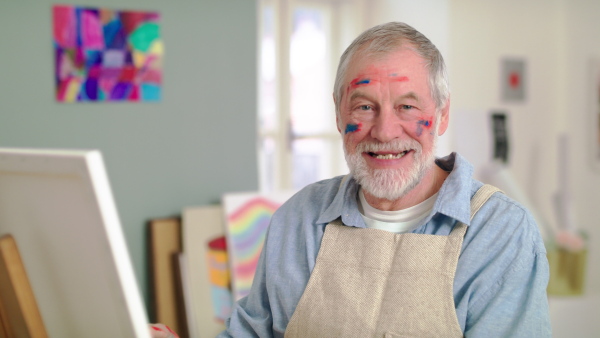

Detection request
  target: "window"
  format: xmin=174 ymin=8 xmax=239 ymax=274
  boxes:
xmin=258 ymin=0 xmax=366 ymax=192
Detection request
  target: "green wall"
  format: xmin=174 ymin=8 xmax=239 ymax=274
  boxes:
xmin=0 ymin=0 xmax=258 ymax=311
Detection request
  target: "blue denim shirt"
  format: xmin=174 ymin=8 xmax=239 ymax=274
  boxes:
xmin=219 ymin=153 xmax=551 ymax=337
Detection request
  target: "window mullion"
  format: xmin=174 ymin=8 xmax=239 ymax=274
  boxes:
xmin=276 ymin=0 xmax=293 ymax=191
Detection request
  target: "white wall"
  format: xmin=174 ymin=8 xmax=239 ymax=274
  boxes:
xmin=551 ymin=0 xmax=600 ymax=335
xmin=449 ymin=0 xmax=599 ymax=336
xmin=449 ymin=0 xmax=564 ymax=225
xmin=562 ymin=0 xmax=600 ymax=294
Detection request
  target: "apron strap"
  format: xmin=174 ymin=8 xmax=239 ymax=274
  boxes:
xmin=449 ymin=184 xmax=502 ymax=239
xmin=470 ymin=184 xmax=503 ymax=221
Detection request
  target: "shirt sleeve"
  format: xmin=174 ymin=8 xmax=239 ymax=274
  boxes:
xmin=464 ymin=230 xmax=552 ymax=337
xmin=217 ymin=245 xmax=274 ymax=338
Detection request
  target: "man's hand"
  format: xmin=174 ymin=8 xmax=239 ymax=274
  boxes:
xmin=149 ymin=324 xmax=179 ymax=338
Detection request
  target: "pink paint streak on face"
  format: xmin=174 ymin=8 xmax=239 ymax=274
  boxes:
xmin=350 ymin=78 xmax=372 ymax=87
xmin=347 ymin=77 xmax=374 ymax=96
xmin=389 ymin=73 xmax=410 ymax=82
xmin=346 ymin=73 xmax=410 ymax=97
xmin=345 ymin=65 xmax=383 ymax=95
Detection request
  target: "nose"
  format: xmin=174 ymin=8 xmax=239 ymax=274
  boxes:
xmin=370 ymin=106 xmax=404 ymax=143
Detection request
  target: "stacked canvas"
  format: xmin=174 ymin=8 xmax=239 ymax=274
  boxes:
xmin=179 ymin=190 xmax=294 ymax=337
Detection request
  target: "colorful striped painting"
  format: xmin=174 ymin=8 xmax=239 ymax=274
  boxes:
xmin=222 ymin=191 xmax=295 ymax=301
xmin=53 ymin=5 xmax=162 ymax=102
xmin=206 ymin=236 xmax=232 ymax=322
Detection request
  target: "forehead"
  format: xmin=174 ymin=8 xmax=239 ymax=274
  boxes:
xmin=345 ymin=47 xmax=428 ymax=82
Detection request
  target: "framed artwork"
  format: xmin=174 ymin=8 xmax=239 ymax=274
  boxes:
xmin=52 ymin=5 xmax=162 ymax=102
xmin=500 ymin=57 xmax=526 ymax=103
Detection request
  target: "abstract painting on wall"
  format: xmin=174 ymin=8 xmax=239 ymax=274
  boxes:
xmin=500 ymin=57 xmax=526 ymax=103
xmin=222 ymin=191 xmax=295 ymax=301
xmin=53 ymin=5 xmax=162 ymax=102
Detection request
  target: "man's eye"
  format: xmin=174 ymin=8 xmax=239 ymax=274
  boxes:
xmin=359 ymin=105 xmax=372 ymax=111
xmin=401 ymin=105 xmax=414 ymax=110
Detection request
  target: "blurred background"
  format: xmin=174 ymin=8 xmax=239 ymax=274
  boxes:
xmin=1 ymin=0 xmax=598 ymax=336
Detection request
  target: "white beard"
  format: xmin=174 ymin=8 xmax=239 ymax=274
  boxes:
xmin=344 ymin=127 xmax=438 ymax=201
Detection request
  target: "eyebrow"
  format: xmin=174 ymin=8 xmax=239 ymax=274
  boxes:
xmin=348 ymin=91 xmax=374 ymax=102
xmin=348 ymin=91 xmax=421 ymax=103
xmin=398 ymin=92 xmax=420 ymax=102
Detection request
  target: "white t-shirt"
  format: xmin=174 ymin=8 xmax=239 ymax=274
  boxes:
xmin=358 ymin=188 xmax=437 ymax=234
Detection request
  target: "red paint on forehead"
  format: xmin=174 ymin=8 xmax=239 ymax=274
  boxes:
xmin=347 ymin=76 xmax=376 ymax=95
xmin=349 ymin=77 xmax=375 ymax=88
xmin=345 ymin=67 xmax=409 ymax=96
xmin=390 ymin=75 xmax=409 ymax=82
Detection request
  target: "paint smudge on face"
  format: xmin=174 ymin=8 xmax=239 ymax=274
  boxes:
xmin=346 ymin=78 xmax=372 ymax=95
xmin=345 ymin=123 xmax=362 ymax=134
xmin=416 ymin=119 xmax=433 ymax=136
xmin=390 ymin=75 xmax=409 ymax=82
xmin=349 ymin=78 xmax=371 ymax=89
xmin=389 ymin=73 xmax=409 ymax=82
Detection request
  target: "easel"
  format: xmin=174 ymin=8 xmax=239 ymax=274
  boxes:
xmin=0 ymin=234 xmax=47 ymax=338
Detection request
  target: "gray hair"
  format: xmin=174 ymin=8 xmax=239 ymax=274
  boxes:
xmin=333 ymin=22 xmax=449 ymax=118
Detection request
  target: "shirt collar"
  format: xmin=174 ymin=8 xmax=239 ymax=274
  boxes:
xmin=316 ymin=175 xmax=366 ymax=227
xmin=432 ymin=152 xmax=473 ymax=225
xmin=316 ymin=152 xmax=474 ymax=227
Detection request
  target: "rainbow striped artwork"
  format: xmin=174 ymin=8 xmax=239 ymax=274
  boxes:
xmin=52 ymin=5 xmax=162 ymax=102
xmin=223 ymin=191 xmax=295 ymax=301
xmin=206 ymin=236 xmax=232 ymax=322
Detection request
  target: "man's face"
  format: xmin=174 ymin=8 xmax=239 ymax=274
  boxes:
xmin=337 ymin=47 xmax=449 ymax=201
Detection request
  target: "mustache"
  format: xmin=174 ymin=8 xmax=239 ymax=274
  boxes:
xmin=354 ymin=139 xmax=421 ymax=153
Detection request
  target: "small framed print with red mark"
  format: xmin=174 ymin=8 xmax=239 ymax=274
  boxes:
xmin=501 ymin=57 xmax=526 ymax=103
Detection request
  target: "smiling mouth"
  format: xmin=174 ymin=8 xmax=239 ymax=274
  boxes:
xmin=367 ymin=150 xmax=410 ymax=159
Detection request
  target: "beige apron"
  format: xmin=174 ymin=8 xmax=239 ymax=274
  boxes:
xmin=285 ymin=184 xmax=501 ymax=338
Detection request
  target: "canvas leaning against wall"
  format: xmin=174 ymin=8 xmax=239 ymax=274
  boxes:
xmin=222 ymin=191 xmax=296 ymax=302
xmin=53 ymin=5 xmax=163 ymax=102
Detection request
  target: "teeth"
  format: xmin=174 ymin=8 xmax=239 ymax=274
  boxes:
xmin=373 ymin=151 xmax=407 ymax=159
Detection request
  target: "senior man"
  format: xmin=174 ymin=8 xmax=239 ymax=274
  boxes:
xmin=219 ymin=22 xmax=551 ymax=337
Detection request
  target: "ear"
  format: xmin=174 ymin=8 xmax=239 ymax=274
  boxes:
xmin=437 ymin=98 xmax=451 ymax=136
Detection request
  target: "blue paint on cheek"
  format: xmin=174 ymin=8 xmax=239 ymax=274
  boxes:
xmin=416 ymin=125 xmax=423 ymax=136
xmin=416 ymin=120 xmax=432 ymax=136
xmin=345 ymin=123 xmax=361 ymax=134
xmin=354 ymin=79 xmax=370 ymax=85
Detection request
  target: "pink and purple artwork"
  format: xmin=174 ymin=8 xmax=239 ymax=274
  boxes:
xmin=53 ymin=5 xmax=162 ymax=102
